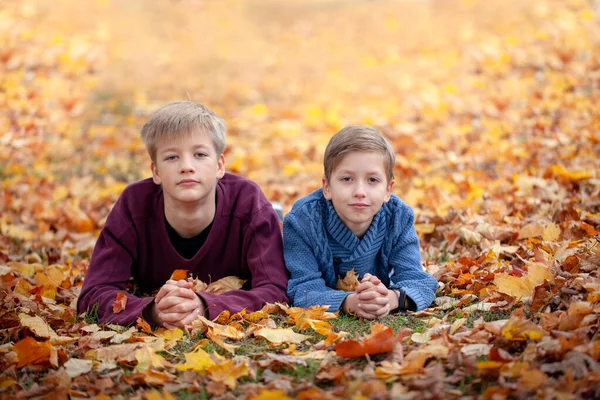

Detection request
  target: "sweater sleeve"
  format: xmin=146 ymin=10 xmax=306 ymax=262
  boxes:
xmin=76 ymin=203 xmax=154 ymax=326
xmin=388 ymin=206 xmax=438 ymax=311
xmin=197 ymin=204 xmax=289 ymax=320
xmin=283 ymin=211 xmax=350 ymax=312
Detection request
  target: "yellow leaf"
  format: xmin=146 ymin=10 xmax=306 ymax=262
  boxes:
xmin=249 ymin=390 xmax=293 ymax=400
xmin=135 ymin=346 xmax=166 ymax=372
xmin=286 ymin=305 xmax=337 ymax=329
xmin=208 ymin=359 xmax=250 ymax=389
xmin=542 ymin=222 xmax=561 ymax=242
xmin=517 ymin=223 xmax=544 ymax=239
xmin=415 ymin=223 xmax=436 ymax=234
xmin=255 ymin=328 xmax=311 ymax=345
xmin=501 ymin=317 xmax=546 ymax=341
xmin=144 ymin=389 xmax=176 ymax=400
xmin=155 ymin=328 xmax=184 ymax=342
xmin=175 ymin=348 xmax=216 ymax=373
xmin=307 ymin=320 xmax=348 ymax=345
xmin=18 ymin=313 xmax=76 ymax=345
xmin=493 ymin=264 xmax=552 ymax=298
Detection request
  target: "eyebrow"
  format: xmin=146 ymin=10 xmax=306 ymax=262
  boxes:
xmin=160 ymin=144 xmax=210 ymax=155
xmin=337 ymin=169 xmax=384 ymax=175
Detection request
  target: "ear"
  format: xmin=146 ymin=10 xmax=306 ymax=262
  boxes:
xmin=216 ymin=154 xmax=225 ymax=179
xmin=151 ymin=161 xmax=161 ymax=185
xmin=322 ymin=176 xmax=332 ymax=200
xmin=383 ymin=179 xmax=395 ymax=203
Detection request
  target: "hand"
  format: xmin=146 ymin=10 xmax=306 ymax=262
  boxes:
xmin=355 ymin=274 xmax=393 ymax=319
xmin=152 ymin=280 xmax=206 ymax=329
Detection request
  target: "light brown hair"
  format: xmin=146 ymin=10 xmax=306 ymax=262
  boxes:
xmin=323 ymin=125 xmax=395 ymax=182
xmin=140 ymin=101 xmax=226 ymax=162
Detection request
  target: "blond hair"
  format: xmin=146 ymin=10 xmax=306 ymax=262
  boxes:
xmin=140 ymin=101 xmax=226 ymax=161
xmin=324 ymin=125 xmax=395 ymax=182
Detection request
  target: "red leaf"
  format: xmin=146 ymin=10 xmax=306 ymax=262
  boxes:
xmin=112 ymin=292 xmax=127 ymax=314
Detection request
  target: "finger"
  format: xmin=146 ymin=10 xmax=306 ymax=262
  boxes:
xmin=157 ymin=297 xmax=200 ymax=314
xmin=175 ymin=280 xmax=193 ymax=289
xmin=155 ymin=283 xmax=179 ymax=303
xmin=163 ymin=287 xmax=198 ymax=301
xmin=356 ymin=281 xmax=375 ymax=293
xmin=361 ymin=273 xmax=373 ymax=282
xmin=158 ymin=310 xmax=191 ymax=323
xmin=372 ymin=304 xmax=391 ymax=317
xmin=357 ymin=291 xmax=382 ymax=301
xmin=358 ymin=302 xmax=388 ymax=313
xmin=368 ymin=275 xmax=382 ymax=285
xmin=375 ymin=284 xmax=389 ymax=296
xmin=180 ymin=309 xmax=201 ymax=327
xmin=163 ymin=322 xmax=179 ymax=330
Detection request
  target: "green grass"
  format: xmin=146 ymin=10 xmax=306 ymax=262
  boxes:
xmin=280 ymin=360 xmax=321 ymax=380
xmin=82 ymin=302 xmax=100 ymax=324
xmin=465 ymin=309 xmax=513 ymax=328
xmin=329 ymin=312 xmax=431 ymax=335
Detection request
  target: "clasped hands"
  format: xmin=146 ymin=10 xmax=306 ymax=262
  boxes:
xmin=149 ymin=280 xmax=206 ymax=330
xmin=342 ymin=273 xmax=399 ymax=320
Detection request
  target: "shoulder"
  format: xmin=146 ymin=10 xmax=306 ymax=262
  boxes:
xmin=114 ymin=178 xmax=161 ymax=218
xmin=287 ymin=189 xmax=327 ymax=221
xmin=217 ymin=173 xmax=270 ymax=220
xmin=380 ymin=194 xmax=416 ymax=227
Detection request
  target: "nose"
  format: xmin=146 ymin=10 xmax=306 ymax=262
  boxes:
xmin=353 ymin=182 xmax=366 ymax=198
xmin=179 ymin=155 xmax=195 ymax=174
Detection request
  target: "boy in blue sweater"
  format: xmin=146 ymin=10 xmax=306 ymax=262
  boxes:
xmin=283 ymin=126 xmax=437 ymax=319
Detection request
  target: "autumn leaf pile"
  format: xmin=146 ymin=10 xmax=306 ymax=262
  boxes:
xmin=1 ymin=0 xmax=600 ymax=398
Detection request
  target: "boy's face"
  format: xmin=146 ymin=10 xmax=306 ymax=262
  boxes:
xmin=322 ymin=151 xmax=394 ymax=238
xmin=151 ymin=130 xmax=225 ymax=206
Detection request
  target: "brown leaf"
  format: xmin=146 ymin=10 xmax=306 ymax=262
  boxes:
xmin=205 ymin=276 xmax=247 ymax=294
xmin=137 ymin=317 xmax=152 ymax=334
xmin=113 ymin=292 xmax=128 ymax=313
xmin=336 ymin=268 xmax=359 ymax=292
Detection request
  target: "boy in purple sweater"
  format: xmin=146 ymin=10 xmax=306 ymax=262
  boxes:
xmin=77 ymin=101 xmax=289 ymax=329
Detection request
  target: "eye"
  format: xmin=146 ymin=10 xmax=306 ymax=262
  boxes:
xmin=340 ymin=177 xmax=352 ymax=182
xmin=195 ymin=152 xmax=208 ymax=158
xmin=165 ymin=155 xmax=178 ymax=161
xmin=368 ymin=177 xmax=380 ymax=183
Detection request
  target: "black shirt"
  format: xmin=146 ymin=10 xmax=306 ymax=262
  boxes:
xmin=165 ymin=218 xmax=213 ymax=260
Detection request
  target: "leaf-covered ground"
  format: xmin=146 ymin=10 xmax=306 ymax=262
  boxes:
xmin=1 ymin=0 xmax=600 ymax=398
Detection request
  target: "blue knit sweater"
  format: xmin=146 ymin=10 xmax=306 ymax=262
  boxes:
xmin=283 ymin=189 xmax=437 ymax=312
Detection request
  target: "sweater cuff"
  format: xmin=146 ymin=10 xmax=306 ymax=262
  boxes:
xmin=322 ymin=291 xmax=352 ymax=313
xmin=402 ymin=286 xmax=432 ymax=312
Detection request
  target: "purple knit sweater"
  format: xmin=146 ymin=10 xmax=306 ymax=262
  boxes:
xmin=77 ymin=173 xmax=289 ymax=325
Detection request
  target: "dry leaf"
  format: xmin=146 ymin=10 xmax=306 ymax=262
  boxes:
xmin=336 ymin=268 xmax=359 ymax=292
xmin=205 ymin=276 xmax=247 ymax=294
xmin=112 ymin=292 xmax=128 ymax=314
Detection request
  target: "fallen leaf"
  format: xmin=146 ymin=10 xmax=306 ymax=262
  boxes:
xmin=336 ymin=268 xmax=359 ymax=292
xmin=494 ymin=263 xmax=552 ymax=298
xmin=208 ymin=359 xmax=250 ymax=389
xmin=169 ymin=269 xmax=188 ymax=281
xmin=205 ymin=276 xmax=247 ymax=294
xmin=255 ymin=328 xmax=312 ymax=345
xmin=335 ymin=324 xmax=395 ymax=358
xmin=64 ymin=358 xmax=93 ymax=378
xmin=112 ymin=292 xmax=127 ymax=313
xmin=542 ymin=222 xmax=561 ymax=242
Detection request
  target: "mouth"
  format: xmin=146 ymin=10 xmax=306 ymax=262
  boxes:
xmin=178 ymin=179 xmax=199 ymax=185
xmin=349 ymin=203 xmax=369 ymax=209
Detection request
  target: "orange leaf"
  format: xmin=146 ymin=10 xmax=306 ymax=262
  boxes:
xmin=113 ymin=292 xmax=128 ymax=314
xmin=137 ymin=317 xmax=152 ymax=333
xmin=286 ymin=305 xmax=337 ymax=329
xmin=170 ymin=270 xmax=189 ymax=281
xmin=336 ymin=268 xmax=359 ymax=292
xmin=335 ymin=324 xmax=394 ymax=358
xmin=13 ymin=337 xmax=53 ymax=368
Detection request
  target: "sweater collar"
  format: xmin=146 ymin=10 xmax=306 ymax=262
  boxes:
xmin=325 ymin=199 xmax=385 ymax=255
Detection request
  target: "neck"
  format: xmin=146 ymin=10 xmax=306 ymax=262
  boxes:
xmin=163 ymin=193 xmax=216 ymax=238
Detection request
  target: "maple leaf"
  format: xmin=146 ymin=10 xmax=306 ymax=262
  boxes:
xmin=336 ymin=268 xmax=359 ymax=292
xmin=493 ymin=263 xmax=552 ymax=298
xmin=137 ymin=317 xmax=152 ymax=334
xmin=112 ymin=291 xmax=127 ymax=313
xmin=207 ymin=359 xmax=250 ymax=389
xmin=501 ymin=313 xmax=547 ymax=341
